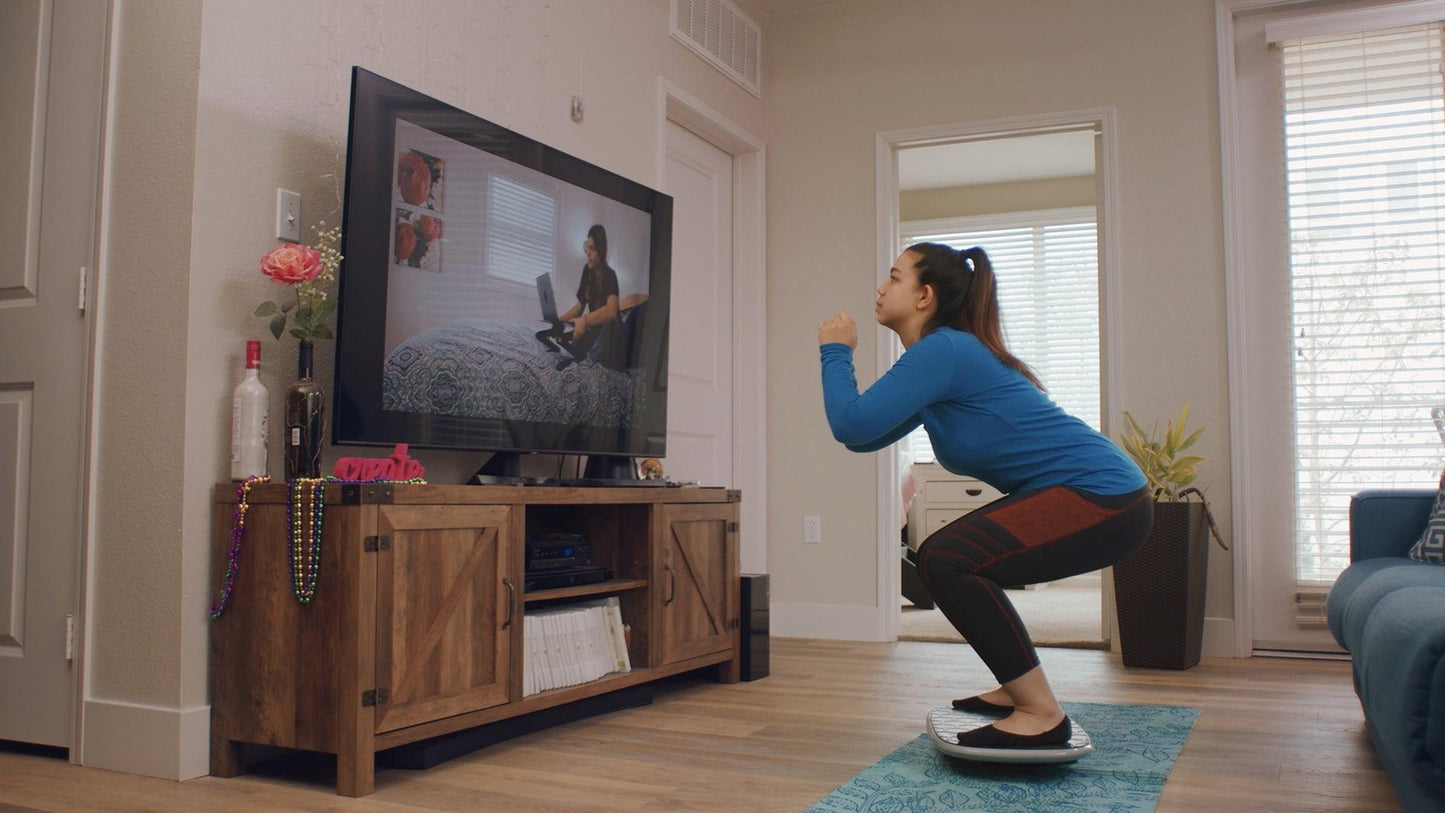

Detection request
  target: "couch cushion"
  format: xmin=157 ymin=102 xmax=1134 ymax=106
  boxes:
xmin=1328 ymin=558 xmax=1416 ymax=648
xmin=1338 ymin=561 xmax=1445 ymax=653
xmin=1356 ymin=586 xmax=1445 ymax=789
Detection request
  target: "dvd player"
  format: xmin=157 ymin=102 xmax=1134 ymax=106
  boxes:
xmin=524 ymin=565 xmax=612 ymax=592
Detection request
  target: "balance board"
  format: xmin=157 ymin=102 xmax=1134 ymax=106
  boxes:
xmin=926 ymin=707 xmax=1093 ymax=764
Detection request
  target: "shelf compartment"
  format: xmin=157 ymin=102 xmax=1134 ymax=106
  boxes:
xmin=523 ymin=577 xmax=648 ymax=603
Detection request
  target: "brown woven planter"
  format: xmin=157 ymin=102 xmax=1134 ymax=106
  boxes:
xmin=1114 ymin=501 xmax=1209 ymax=669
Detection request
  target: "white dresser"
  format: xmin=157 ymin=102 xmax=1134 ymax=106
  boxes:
xmin=905 ymin=463 xmax=1003 ymax=550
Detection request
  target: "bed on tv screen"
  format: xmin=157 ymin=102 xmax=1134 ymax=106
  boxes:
xmin=332 ymin=68 xmax=671 ymax=461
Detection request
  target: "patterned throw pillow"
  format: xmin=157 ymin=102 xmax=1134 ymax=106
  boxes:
xmin=1408 ymin=471 xmax=1445 ymax=564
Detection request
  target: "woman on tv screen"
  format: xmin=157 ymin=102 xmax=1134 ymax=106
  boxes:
xmin=556 ymin=224 xmax=623 ymax=371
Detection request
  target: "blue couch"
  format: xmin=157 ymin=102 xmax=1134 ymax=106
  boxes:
xmin=1326 ymin=489 xmax=1445 ymax=813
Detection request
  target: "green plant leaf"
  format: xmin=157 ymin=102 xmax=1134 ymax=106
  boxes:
xmin=1119 ymin=404 xmax=1209 ymax=500
xmin=1117 ymin=434 xmax=1141 ymax=460
xmin=295 ymin=306 xmax=313 ymax=324
xmin=1166 ymin=405 xmax=1191 ymax=455
xmin=311 ymin=323 xmax=333 ymax=339
xmin=254 ymin=301 xmax=278 ymax=317
xmin=289 ymin=327 xmax=308 ymax=340
xmin=1122 ymin=410 xmax=1147 ymax=440
xmin=281 ymin=301 xmax=295 ymax=313
xmin=269 ymin=314 xmax=286 ymax=340
xmin=314 ymin=299 xmax=337 ymax=320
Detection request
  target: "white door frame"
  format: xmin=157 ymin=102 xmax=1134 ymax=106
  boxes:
xmin=73 ymin=0 xmax=117 ymax=761
xmin=656 ymin=80 xmax=767 ymax=574
xmin=873 ymin=108 xmax=1124 ymax=642
xmin=1214 ymin=0 xmax=1383 ymax=657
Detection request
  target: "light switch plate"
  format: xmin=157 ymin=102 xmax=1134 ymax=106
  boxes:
xmin=276 ymin=189 xmax=301 ymax=242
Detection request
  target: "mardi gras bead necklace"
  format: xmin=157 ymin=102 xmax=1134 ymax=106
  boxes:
xmin=210 ymin=474 xmax=270 ymax=619
xmin=287 ymin=475 xmax=427 ymax=603
xmin=288 ymin=477 xmax=327 ymax=603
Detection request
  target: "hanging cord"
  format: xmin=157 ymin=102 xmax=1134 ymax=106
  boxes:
xmin=1178 ymin=486 xmax=1229 ymax=550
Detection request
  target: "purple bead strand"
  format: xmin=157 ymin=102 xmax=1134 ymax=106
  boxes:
xmin=209 ymin=475 xmax=269 ymax=619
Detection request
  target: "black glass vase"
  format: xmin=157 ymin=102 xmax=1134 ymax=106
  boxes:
xmin=284 ymin=340 xmax=325 ymax=480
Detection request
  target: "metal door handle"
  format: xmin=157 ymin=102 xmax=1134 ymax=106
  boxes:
xmin=502 ymin=578 xmax=515 ymax=630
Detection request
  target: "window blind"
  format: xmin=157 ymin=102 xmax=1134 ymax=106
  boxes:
xmin=900 ymin=208 xmax=1100 ymax=464
xmin=1280 ymin=23 xmax=1445 ymax=619
xmin=487 ymin=175 xmax=558 ymax=286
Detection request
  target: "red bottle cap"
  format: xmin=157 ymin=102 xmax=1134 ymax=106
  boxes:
xmin=246 ymin=340 xmax=261 ymax=369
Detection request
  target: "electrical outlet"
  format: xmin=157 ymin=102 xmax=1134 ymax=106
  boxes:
xmin=276 ymin=188 xmax=301 ymax=242
xmin=803 ymin=515 xmax=822 ymax=544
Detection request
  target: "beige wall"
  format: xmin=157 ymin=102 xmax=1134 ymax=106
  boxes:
xmin=764 ymin=0 xmax=1232 ymax=628
xmin=900 ymin=175 xmax=1096 ymax=222
xmin=88 ymin=0 xmax=766 ymax=778
xmin=90 ymin=0 xmax=203 ymax=707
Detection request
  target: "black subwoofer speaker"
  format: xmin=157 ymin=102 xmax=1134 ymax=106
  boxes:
xmin=740 ymin=573 xmax=769 ymax=681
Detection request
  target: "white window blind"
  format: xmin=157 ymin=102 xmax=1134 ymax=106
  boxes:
xmin=900 ymin=208 xmax=1100 ymax=464
xmin=1280 ymin=24 xmax=1445 ymax=614
xmin=486 ymin=175 xmax=558 ymax=285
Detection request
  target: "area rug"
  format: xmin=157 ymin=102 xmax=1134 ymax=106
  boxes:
xmin=806 ymin=701 xmax=1200 ymax=813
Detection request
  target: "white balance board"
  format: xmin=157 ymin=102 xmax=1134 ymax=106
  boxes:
xmin=926 ymin=707 xmax=1093 ymax=764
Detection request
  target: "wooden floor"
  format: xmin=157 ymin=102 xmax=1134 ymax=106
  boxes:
xmin=0 ymin=639 xmax=1400 ymax=811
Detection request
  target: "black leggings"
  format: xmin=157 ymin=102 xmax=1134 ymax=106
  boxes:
xmin=916 ymin=485 xmax=1153 ymax=685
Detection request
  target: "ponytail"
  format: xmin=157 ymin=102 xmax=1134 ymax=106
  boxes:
xmin=906 ymin=242 xmax=1043 ymax=390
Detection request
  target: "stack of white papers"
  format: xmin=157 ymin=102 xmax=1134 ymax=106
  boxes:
xmin=523 ymin=596 xmax=631 ymax=697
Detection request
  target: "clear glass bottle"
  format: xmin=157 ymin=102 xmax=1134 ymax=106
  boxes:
xmin=284 ymin=340 xmax=325 ymax=480
xmin=230 ymin=340 xmax=269 ymax=480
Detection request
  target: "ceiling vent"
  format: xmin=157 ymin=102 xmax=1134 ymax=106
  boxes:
xmin=671 ymin=0 xmax=762 ymax=97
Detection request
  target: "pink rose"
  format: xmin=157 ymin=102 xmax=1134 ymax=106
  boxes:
xmin=398 ymin=152 xmax=432 ymax=206
xmin=395 ymin=221 xmax=417 ymax=262
xmin=259 ymin=243 xmax=321 ymax=284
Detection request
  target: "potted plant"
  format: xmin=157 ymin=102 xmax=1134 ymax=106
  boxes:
xmin=1114 ymin=405 xmax=1228 ymax=669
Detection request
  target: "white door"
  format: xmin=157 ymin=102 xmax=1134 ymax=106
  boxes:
xmin=662 ymin=121 xmax=733 ymax=487
xmin=0 ymin=0 xmax=107 ymax=747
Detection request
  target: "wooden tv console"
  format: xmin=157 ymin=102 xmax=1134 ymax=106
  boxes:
xmin=207 ymin=482 xmax=741 ymax=797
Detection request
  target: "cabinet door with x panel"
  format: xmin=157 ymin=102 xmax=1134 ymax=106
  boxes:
xmin=653 ymin=503 xmax=738 ymax=666
xmin=372 ymin=504 xmax=520 ymax=733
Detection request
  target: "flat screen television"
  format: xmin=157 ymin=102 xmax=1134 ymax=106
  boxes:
xmin=332 ymin=67 xmax=672 ymax=480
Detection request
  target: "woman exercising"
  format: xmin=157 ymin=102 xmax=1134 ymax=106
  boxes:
xmin=818 ymin=243 xmax=1152 ymax=748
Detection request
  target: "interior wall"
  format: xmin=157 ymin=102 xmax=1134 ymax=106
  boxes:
xmin=88 ymin=0 xmax=766 ymax=779
xmin=765 ymin=0 xmax=1232 ymax=639
xmin=900 ymin=174 xmax=1096 ymax=221
xmin=90 ymin=0 xmax=203 ymax=708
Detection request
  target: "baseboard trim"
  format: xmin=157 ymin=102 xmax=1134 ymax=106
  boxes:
xmin=81 ymin=698 xmax=210 ymax=780
xmin=1203 ymin=617 xmax=1237 ymax=658
xmin=772 ymin=602 xmax=890 ymax=641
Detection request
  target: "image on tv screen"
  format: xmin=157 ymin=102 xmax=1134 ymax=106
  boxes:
xmin=379 ymin=118 xmax=654 ymax=432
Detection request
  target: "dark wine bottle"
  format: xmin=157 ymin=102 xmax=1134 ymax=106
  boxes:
xmin=284 ymin=340 xmax=325 ymax=480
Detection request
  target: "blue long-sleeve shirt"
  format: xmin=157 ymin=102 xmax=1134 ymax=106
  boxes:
xmin=820 ymin=327 xmax=1146 ymax=496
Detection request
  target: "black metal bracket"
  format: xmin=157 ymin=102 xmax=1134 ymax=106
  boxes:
xmin=342 ymin=483 xmax=395 ymax=504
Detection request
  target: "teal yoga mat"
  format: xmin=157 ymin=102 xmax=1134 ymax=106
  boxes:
xmin=807 ymin=702 xmax=1200 ymax=813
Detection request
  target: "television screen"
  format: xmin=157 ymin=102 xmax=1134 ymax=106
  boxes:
xmin=333 ymin=68 xmax=671 ymax=462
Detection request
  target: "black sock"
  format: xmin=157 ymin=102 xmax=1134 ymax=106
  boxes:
xmin=955 ymin=716 xmax=1071 ymax=748
xmin=952 ymin=695 xmax=1013 ymax=714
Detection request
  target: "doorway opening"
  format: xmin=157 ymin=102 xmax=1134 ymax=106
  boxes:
xmin=874 ymin=111 xmax=1123 ymax=648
